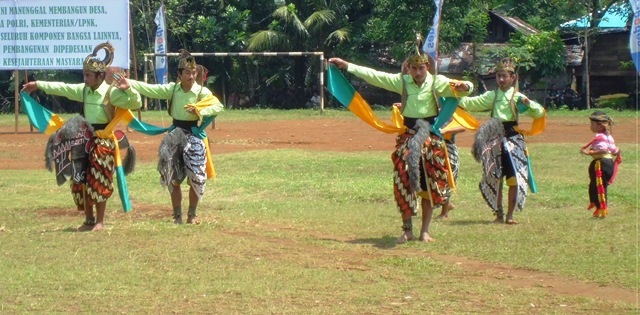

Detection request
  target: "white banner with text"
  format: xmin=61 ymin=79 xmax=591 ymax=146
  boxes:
xmin=0 ymin=0 xmax=130 ymax=70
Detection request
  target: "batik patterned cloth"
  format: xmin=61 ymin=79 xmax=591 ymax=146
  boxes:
xmin=474 ymin=121 xmax=529 ymax=216
xmin=392 ymin=131 xmax=451 ymax=217
xmin=85 ymin=137 xmax=116 ymax=203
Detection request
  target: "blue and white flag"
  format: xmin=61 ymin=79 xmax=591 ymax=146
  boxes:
xmin=630 ymin=0 xmax=640 ymax=73
xmin=154 ymin=4 xmax=168 ymax=84
xmin=422 ymin=0 xmax=444 ymax=60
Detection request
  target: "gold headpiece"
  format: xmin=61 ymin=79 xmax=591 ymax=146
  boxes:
xmin=496 ymin=57 xmax=516 ymax=73
xmin=406 ymin=33 xmax=429 ymax=66
xmin=178 ymin=49 xmax=197 ymax=71
xmin=84 ymin=42 xmax=114 ymax=73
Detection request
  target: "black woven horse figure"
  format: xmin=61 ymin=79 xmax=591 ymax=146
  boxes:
xmin=44 ymin=115 xmax=135 ymax=186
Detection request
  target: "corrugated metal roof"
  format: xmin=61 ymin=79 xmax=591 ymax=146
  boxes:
xmin=437 ymin=43 xmax=474 ymax=74
xmin=560 ymin=4 xmax=630 ymax=28
xmin=490 ymin=11 xmax=540 ymax=35
xmin=438 ymin=42 xmax=579 ymax=74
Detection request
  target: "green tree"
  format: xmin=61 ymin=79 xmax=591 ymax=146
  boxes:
xmin=344 ymin=0 xmax=493 ymax=69
xmin=247 ymin=1 xmax=349 ymax=108
xmin=474 ymin=31 xmax=566 ymax=84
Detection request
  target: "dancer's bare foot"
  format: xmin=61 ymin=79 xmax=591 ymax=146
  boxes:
xmin=419 ymin=232 xmax=436 ymax=243
xmin=505 ymin=219 xmax=518 ymax=225
xmin=174 ymin=216 xmax=183 ymax=224
xmin=436 ymin=202 xmax=456 ymax=220
xmin=187 ymin=216 xmax=200 ymax=225
xmin=91 ymin=223 xmax=104 ymax=231
xmin=447 ymin=202 xmax=457 ymax=211
xmin=396 ymin=231 xmax=415 ymax=244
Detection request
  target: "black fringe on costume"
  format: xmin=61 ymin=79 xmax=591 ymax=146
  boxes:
xmin=158 ymin=129 xmax=188 ymax=190
xmin=122 ymin=145 xmax=136 ymax=175
xmin=44 ymin=135 xmax=55 ymax=172
xmin=407 ymin=119 xmax=430 ymax=193
xmin=472 ymin=118 xmax=503 ymax=163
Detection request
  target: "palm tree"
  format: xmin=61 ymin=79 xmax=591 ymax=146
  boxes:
xmin=247 ymin=2 xmax=349 ymax=108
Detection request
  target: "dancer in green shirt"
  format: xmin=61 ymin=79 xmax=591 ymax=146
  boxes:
xmin=329 ymin=43 xmax=473 ymax=243
xmin=459 ymin=57 xmax=545 ymax=225
xmin=128 ymin=50 xmax=223 ymax=224
xmin=22 ymin=43 xmax=141 ymax=231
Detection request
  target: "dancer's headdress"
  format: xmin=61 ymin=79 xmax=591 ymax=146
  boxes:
xmin=496 ymin=57 xmax=516 ymax=73
xmin=84 ymin=42 xmax=114 ymax=73
xmin=406 ymin=34 xmax=429 ymax=66
xmin=177 ymin=49 xmax=197 ymax=71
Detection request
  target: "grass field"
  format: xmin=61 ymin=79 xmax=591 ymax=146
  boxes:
xmin=0 ymin=110 xmax=638 ymax=314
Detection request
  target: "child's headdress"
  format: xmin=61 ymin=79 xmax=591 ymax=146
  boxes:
xmin=84 ymin=42 xmax=114 ymax=73
xmin=589 ymin=111 xmax=613 ymax=124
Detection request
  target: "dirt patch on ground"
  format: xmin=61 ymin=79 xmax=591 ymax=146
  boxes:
xmin=1 ymin=116 xmax=637 ymax=170
xmin=3 ymin=115 xmax=639 ymax=307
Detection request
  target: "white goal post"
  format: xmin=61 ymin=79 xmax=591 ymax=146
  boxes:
xmin=142 ymin=52 xmax=326 ymax=111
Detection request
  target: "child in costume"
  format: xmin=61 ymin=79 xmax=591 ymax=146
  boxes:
xmin=328 ymin=38 xmax=474 ymax=243
xmin=580 ymin=111 xmax=621 ymax=218
xmin=459 ymin=57 xmax=545 ymax=224
xmin=21 ymin=43 xmax=141 ymax=231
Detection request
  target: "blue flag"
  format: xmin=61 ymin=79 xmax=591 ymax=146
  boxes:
xmin=154 ymin=4 xmax=168 ymax=83
xmin=422 ymin=0 xmax=444 ymax=60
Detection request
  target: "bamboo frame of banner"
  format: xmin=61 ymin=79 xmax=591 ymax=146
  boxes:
xmin=142 ymin=51 xmax=327 ymax=119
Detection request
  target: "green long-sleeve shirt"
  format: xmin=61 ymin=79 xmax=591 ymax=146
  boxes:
xmin=128 ymin=80 xmax=214 ymax=121
xmin=37 ymin=81 xmax=141 ymax=124
xmin=458 ymin=87 xmax=544 ymax=121
xmin=347 ymin=63 xmax=474 ymax=118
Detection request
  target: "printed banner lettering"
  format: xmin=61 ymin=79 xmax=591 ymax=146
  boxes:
xmin=0 ymin=0 xmax=130 ymax=69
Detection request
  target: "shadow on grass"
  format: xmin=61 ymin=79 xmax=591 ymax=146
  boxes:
xmin=442 ymin=219 xmax=492 ymax=226
xmin=342 ymin=236 xmax=399 ymax=249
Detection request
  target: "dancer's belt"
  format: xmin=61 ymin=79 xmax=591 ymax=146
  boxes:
xmin=502 ymin=121 xmax=519 ymax=137
xmin=173 ymin=119 xmax=199 ymax=130
xmin=403 ymin=116 xmax=436 ymax=133
xmin=592 ymin=153 xmax=614 ymax=160
xmin=92 ymin=123 xmax=108 ymax=131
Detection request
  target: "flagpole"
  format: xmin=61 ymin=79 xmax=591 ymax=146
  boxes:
xmin=433 ymin=0 xmax=443 ymax=77
xmin=23 ymin=70 xmax=33 ymax=132
xmin=153 ymin=1 xmax=168 ymax=111
xmin=14 ymin=70 xmax=18 ymax=133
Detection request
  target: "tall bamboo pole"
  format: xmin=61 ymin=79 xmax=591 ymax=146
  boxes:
xmin=130 ymin=3 xmax=142 ymax=122
xmin=14 ymin=70 xmax=18 ymax=133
